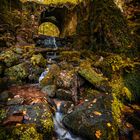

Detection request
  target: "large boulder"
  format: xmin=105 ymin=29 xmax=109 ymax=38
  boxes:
xmin=63 ymin=89 xmax=118 ymax=140
xmin=55 ymin=70 xmax=79 ymax=103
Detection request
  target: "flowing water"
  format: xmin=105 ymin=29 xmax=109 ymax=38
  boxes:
xmin=39 ymin=68 xmax=83 ymax=140
xmin=38 ymin=37 xmax=84 ymax=140
xmin=53 ymin=100 xmax=83 ymax=140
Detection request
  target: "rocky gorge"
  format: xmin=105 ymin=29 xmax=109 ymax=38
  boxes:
xmin=0 ymin=0 xmax=140 ymax=140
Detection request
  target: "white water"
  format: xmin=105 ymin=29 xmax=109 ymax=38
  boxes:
xmin=53 ymin=100 xmax=83 ymax=140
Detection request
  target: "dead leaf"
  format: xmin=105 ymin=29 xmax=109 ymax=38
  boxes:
xmin=92 ymin=98 xmax=97 ymax=103
xmin=95 ymin=130 xmax=102 ymax=139
xmin=93 ymin=111 xmax=102 ymax=116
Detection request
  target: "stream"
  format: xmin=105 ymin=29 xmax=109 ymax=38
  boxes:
xmin=38 ymin=37 xmax=83 ymax=139
xmin=39 ymin=65 xmax=83 ymax=140
xmin=53 ymin=99 xmax=83 ymax=140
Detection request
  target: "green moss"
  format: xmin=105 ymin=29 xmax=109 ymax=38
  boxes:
xmin=12 ymin=124 xmax=43 ymax=140
xmin=59 ymin=51 xmax=81 ymax=63
xmin=40 ymin=112 xmax=54 ymax=139
xmin=0 ymin=50 xmax=20 ymax=67
xmin=30 ymin=54 xmax=46 ymax=67
xmin=78 ymin=60 xmax=108 ymax=89
xmin=4 ymin=62 xmax=29 ymax=82
xmin=96 ymin=54 xmax=135 ymax=78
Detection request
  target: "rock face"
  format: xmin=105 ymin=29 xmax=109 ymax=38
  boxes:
xmin=63 ymin=89 xmax=118 ymax=140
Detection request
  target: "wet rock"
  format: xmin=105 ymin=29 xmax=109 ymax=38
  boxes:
xmin=56 ymin=70 xmax=79 ymax=103
xmin=63 ymin=89 xmax=118 ymax=140
xmin=59 ymin=101 xmax=74 ymax=114
xmin=41 ymin=85 xmax=56 ymax=98
xmin=56 ymin=89 xmax=73 ymax=101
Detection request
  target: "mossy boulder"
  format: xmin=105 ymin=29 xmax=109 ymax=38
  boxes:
xmin=63 ymin=89 xmax=118 ymax=140
xmin=4 ymin=59 xmax=45 ymax=83
xmin=0 ymin=50 xmax=21 ymax=67
xmin=95 ymin=54 xmax=135 ymax=78
xmin=30 ymin=54 xmax=47 ymax=67
xmin=4 ymin=62 xmax=29 ymax=83
xmin=0 ymin=124 xmax=43 ymax=140
xmin=78 ymin=60 xmax=109 ymax=92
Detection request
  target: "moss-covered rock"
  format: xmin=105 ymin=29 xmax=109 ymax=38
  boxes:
xmin=0 ymin=46 xmax=35 ymax=68
xmin=40 ymin=64 xmax=60 ymax=87
xmin=0 ymin=124 xmax=43 ymax=140
xmin=0 ymin=50 xmax=21 ymax=67
xmin=78 ymin=60 xmax=109 ymax=92
xmin=63 ymin=89 xmax=118 ymax=140
xmin=95 ymin=54 xmax=135 ymax=78
xmin=4 ymin=62 xmax=29 ymax=82
xmin=30 ymin=54 xmax=46 ymax=67
xmin=59 ymin=51 xmax=81 ymax=63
